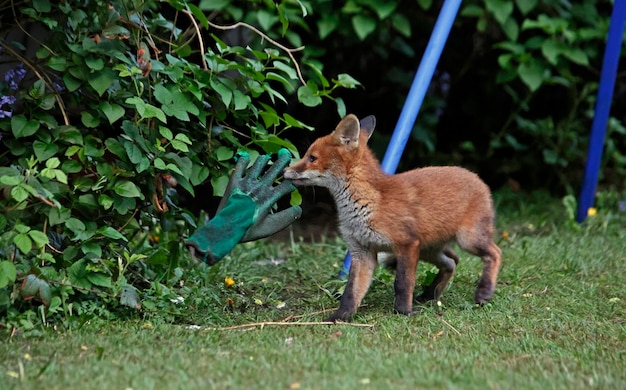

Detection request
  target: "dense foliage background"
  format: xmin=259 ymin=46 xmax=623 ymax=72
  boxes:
xmin=1 ymin=0 xmax=625 ymax=328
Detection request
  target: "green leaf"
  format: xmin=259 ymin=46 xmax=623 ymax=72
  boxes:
xmin=113 ymin=180 xmax=142 ymax=198
xmin=14 ymin=233 xmax=33 ymax=254
xmin=257 ymin=9 xmax=277 ymax=31
xmin=33 ymin=140 xmax=59 ymax=161
xmin=155 ymin=84 xmax=197 ymax=121
xmin=49 ymin=207 xmax=71 ymax=226
xmin=123 ymin=141 xmax=144 ymax=164
xmin=0 ymin=261 xmax=17 ymax=289
xmin=11 ymin=115 xmax=40 ymax=138
xmin=46 ymin=157 xmax=60 ymax=169
xmin=391 ymin=14 xmax=411 ymax=37
xmin=81 ymin=111 xmax=100 ymax=128
xmin=66 ymin=217 xmax=86 ymax=234
xmin=562 ymin=48 xmax=589 ymax=66
xmin=335 ymin=73 xmax=361 ymax=89
xmin=105 ymin=138 xmax=126 ymax=158
xmin=47 ymin=57 xmax=67 ymax=71
xmin=81 ymin=241 xmax=102 ymax=257
xmin=99 ymin=102 xmax=126 ymax=124
xmin=154 ymin=158 xmax=166 ymax=170
xmin=335 ymin=97 xmax=347 ymax=118
xmin=98 ymin=194 xmax=114 ymax=210
xmin=501 ymin=17 xmax=519 ymax=41
xmin=516 ymin=0 xmax=538 ymax=15
xmin=0 ymin=174 xmax=21 ymax=186
xmin=159 ymin=126 xmax=173 ymax=141
xmin=417 ymin=0 xmax=433 ymax=10
xmin=87 ymin=273 xmax=112 ymax=288
xmin=297 ymin=84 xmax=322 ymax=107
xmin=541 ymin=39 xmax=561 ymax=65
xmin=198 ymin=0 xmax=230 ymax=10
xmin=317 ymin=15 xmax=338 ymax=39
xmin=174 ymin=133 xmax=192 ymax=144
xmin=125 ymin=97 xmax=167 ymax=123
xmin=187 ymin=3 xmax=209 ymax=28
xmin=97 ymin=226 xmax=127 ymax=241
xmin=273 ymin=61 xmax=298 ymax=80
xmin=68 ymin=259 xmax=92 ymax=289
xmin=11 ymin=184 xmax=29 ymax=202
xmin=518 ymin=60 xmax=546 ymax=92
xmin=190 ymin=165 xmax=210 ymax=186
xmin=485 ymin=0 xmax=514 ymax=26
xmin=85 ymin=57 xmax=105 ymax=71
xmin=351 ymin=15 xmax=377 ymax=40
xmin=88 ymin=68 xmax=116 ymax=96
xmin=211 ymin=174 xmax=230 ymax=197
xmin=210 ymin=80 xmax=233 ymax=107
xmin=28 ymin=230 xmax=49 ymax=248
xmin=216 ymin=146 xmax=234 ymax=161
xmin=290 ymin=189 xmax=302 ymax=207
xmin=63 ymin=73 xmax=81 ymax=91
xmin=233 ymin=90 xmax=250 ymax=110
xmin=170 ymin=139 xmax=189 ymax=152
xmin=33 ymin=0 xmax=51 ymax=12
xmin=369 ymin=1 xmax=397 ymax=19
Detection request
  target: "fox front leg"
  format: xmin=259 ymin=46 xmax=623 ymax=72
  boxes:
xmin=327 ymin=249 xmax=377 ymax=322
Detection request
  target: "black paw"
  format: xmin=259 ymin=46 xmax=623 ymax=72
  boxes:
xmin=474 ymin=286 xmax=494 ymax=305
xmin=326 ymin=310 xmax=351 ymax=323
xmin=414 ymin=292 xmax=435 ymax=303
xmin=393 ymin=308 xmax=419 ymax=316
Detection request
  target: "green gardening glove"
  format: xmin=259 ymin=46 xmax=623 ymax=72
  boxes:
xmin=185 ymin=148 xmax=301 ymax=265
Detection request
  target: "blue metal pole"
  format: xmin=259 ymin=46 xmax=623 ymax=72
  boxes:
xmin=576 ymin=0 xmax=626 ymax=223
xmin=339 ymin=0 xmax=463 ymax=277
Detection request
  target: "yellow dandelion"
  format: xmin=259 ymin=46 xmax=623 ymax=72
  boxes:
xmin=501 ymin=231 xmax=509 ymax=239
xmin=587 ymin=207 xmax=597 ymax=217
xmin=224 ymin=276 xmax=235 ymax=287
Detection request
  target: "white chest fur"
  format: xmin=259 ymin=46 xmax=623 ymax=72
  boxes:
xmin=328 ymin=178 xmax=392 ymax=251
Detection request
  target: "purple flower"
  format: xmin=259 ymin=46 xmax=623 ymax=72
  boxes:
xmin=0 ymin=95 xmax=16 ymax=118
xmin=5 ymin=63 xmax=26 ymax=91
xmin=619 ymin=201 xmax=626 ymax=212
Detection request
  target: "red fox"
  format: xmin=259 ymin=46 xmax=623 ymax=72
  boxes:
xmin=284 ymin=114 xmax=502 ymax=322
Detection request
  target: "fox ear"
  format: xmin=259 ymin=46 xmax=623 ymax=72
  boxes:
xmin=333 ymin=114 xmax=361 ymax=150
xmin=359 ymin=115 xmax=376 ymax=141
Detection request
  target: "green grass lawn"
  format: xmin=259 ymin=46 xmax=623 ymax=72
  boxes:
xmin=1 ymin=191 xmax=625 ymax=389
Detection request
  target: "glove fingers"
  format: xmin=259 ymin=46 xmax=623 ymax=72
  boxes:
xmin=245 ymin=154 xmax=271 ymax=188
xmin=257 ymin=149 xmax=292 ymax=188
xmin=217 ymin=153 xmax=251 ymax=212
xmin=258 ymin=180 xmax=296 ymax=211
xmin=242 ymin=206 xmax=302 ymax=242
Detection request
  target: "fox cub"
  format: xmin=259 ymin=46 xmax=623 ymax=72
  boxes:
xmin=284 ymin=114 xmax=502 ymax=322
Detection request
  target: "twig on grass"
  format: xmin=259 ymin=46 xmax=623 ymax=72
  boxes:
xmin=280 ymin=307 xmax=338 ymax=322
xmin=205 ymin=321 xmax=374 ymax=331
xmin=440 ymin=317 xmax=462 ymax=336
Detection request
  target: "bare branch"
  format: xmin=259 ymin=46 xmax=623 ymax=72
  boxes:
xmin=207 ymin=20 xmax=306 ymax=85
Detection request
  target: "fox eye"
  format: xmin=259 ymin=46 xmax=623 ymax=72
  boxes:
xmin=308 ymin=155 xmax=317 ymax=163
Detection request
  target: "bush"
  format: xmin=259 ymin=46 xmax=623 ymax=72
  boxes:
xmin=0 ymin=0 xmax=358 ymax=326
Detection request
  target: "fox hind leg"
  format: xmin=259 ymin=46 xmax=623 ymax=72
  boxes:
xmin=473 ymin=241 xmax=501 ymax=304
xmin=457 ymin=217 xmax=502 ymax=305
xmin=416 ymin=245 xmax=459 ymax=303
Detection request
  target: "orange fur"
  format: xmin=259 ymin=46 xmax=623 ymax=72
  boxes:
xmin=284 ymin=114 xmax=502 ymax=322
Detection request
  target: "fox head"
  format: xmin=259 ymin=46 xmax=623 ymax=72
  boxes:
xmin=284 ymin=114 xmax=376 ymax=187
